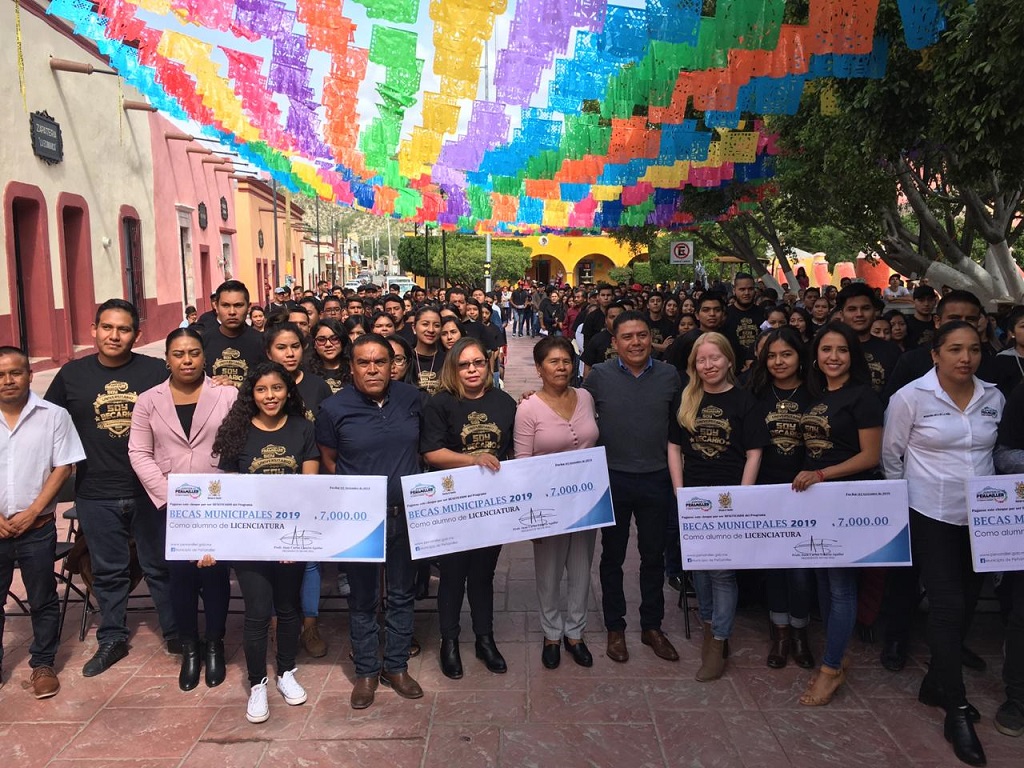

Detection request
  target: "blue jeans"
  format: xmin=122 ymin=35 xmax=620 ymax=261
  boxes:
xmin=816 ymin=568 xmax=858 ymax=670
xmin=512 ymin=308 xmax=527 ymax=335
xmin=300 ymin=562 xmax=320 ymax=618
xmin=346 ymin=514 xmax=415 ymax=677
xmin=0 ymin=519 xmax=60 ymax=668
xmin=76 ymin=495 xmax=176 ymax=644
xmin=694 ymin=570 xmax=738 ymax=639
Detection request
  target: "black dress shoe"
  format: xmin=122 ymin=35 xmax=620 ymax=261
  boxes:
xmin=961 ymin=645 xmax=987 ymax=672
xmin=919 ymin=676 xmax=981 ymax=723
xmin=440 ymin=638 xmax=463 ymax=679
xmin=475 ymin=634 xmax=507 ymax=673
xmin=944 ymin=708 xmax=987 ymax=766
xmin=563 ymin=637 xmax=593 ymax=668
xmin=179 ymin=640 xmax=201 ymax=692
xmin=880 ymin=639 xmax=907 ymax=672
xmin=166 ymin=637 xmax=184 ymax=655
xmin=83 ymin=640 xmax=129 ymax=677
xmin=542 ymin=642 xmax=561 ymax=669
xmin=204 ymin=639 xmax=225 ymax=688
xmin=666 ymin=574 xmax=684 ymax=592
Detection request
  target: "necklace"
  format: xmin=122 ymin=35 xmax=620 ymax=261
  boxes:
xmin=414 ymin=350 xmax=438 ymax=381
xmin=771 ymin=383 xmax=801 ymax=413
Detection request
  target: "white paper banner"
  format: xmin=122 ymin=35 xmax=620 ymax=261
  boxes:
xmin=401 ymin=447 xmax=614 ymax=559
xmin=166 ymin=473 xmax=387 ymax=562
xmin=677 ymin=479 xmax=911 ymax=569
xmin=966 ymin=474 xmax=1024 ymax=572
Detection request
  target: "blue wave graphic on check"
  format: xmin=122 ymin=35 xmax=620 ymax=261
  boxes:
xmin=852 ymin=524 xmax=911 ymax=564
xmin=329 ymin=521 xmax=386 ymax=559
xmin=565 ymin=488 xmax=614 ymax=530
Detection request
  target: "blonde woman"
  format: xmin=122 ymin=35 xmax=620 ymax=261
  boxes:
xmin=668 ymin=332 xmax=767 ymax=682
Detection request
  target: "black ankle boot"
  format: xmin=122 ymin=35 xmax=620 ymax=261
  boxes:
xmin=944 ymin=708 xmax=987 ymax=766
xmin=204 ymin=638 xmax=225 ymax=688
xmin=475 ymin=634 xmax=507 ymax=674
xmin=440 ymin=638 xmax=463 ymax=679
xmin=178 ymin=640 xmax=201 ymax=692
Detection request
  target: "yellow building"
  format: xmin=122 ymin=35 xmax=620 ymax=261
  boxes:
xmin=518 ymin=234 xmax=643 ymax=285
xmin=232 ymin=177 xmax=306 ymax=307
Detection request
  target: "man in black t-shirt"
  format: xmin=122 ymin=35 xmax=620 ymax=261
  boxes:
xmin=581 ymin=301 xmax=626 ymax=377
xmin=581 ymin=283 xmax=615 ymax=347
xmin=665 ymin=292 xmax=746 ymax=378
xmin=645 ymin=291 xmax=676 ymax=358
xmin=903 ymin=285 xmax=938 ymax=349
xmin=723 ymin=273 xmax=764 ymax=362
xmin=510 ymin=284 xmax=529 ymax=336
xmin=204 ymin=280 xmax=266 ymax=387
xmin=45 ymin=299 xmax=176 ymax=677
xmin=837 ymin=283 xmax=901 ymax=394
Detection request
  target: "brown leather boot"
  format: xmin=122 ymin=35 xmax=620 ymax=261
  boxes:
xmin=790 ymin=625 xmax=815 ymax=669
xmin=767 ymin=624 xmax=791 ymax=669
xmin=696 ymin=638 xmax=727 ymax=682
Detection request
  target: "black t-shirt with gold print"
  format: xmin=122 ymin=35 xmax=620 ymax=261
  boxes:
xmin=202 ymin=325 xmax=266 ymax=387
xmin=413 ymin=348 xmax=447 ymax=396
xmin=219 ymin=417 xmax=319 ymax=475
xmin=420 ymin=387 xmax=516 ymax=460
xmin=669 ymin=387 xmax=769 ymax=487
xmin=754 ymin=385 xmax=811 ymax=485
xmin=724 ymin=305 xmax=765 ymax=357
xmin=860 ymin=336 xmax=901 ymax=394
xmin=801 ymin=383 xmax=883 ymax=479
xmin=45 ymin=352 xmax=167 ymax=499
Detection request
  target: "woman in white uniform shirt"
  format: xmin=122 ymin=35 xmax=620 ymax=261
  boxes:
xmin=882 ymin=321 xmax=1003 ymax=768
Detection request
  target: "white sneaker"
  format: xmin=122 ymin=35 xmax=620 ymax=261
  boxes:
xmin=337 ymin=572 xmax=351 ymax=597
xmin=276 ymin=668 xmax=307 ymax=705
xmin=246 ymin=678 xmax=270 ymax=723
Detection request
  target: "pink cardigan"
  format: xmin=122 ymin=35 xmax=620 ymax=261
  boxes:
xmin=128 ymin=378 xmax=238 ymax=508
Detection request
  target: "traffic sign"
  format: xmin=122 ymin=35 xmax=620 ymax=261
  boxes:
xmin=669 ymin=240 xmax=694 ymax=265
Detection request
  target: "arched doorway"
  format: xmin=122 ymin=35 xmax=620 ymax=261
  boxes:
xmin=58 ymin=193 xmax=95 ymax=350
xmin=529 ymin=253 xmax=568 ymax=286
xmin=4 ymin=184 xmax=57 ymax=360
xmin=577 ymin=253 xmax=616 ymax=284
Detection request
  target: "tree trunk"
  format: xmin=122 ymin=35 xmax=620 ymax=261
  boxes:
xmin=985 ymin=241 xmax=1024 ymax=302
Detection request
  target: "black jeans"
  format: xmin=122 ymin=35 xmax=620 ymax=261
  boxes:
xmin=234 ymin=561 xmax=303 ymax=686
xmin=911 ymin=510 xmax=983 ymax=710
xmin=168 ymin=560 xmax=231 ymax=642
xmin=1004 ymin=571 xmax=1024 ymax=702
xmin=76 ymin=495 xmax=175 ymax=644
xmin=880 ymin=565 xmax=921 ymax=643
xmin=765 ymin=568 xmax=813 ymax=624
xmin=438 ymin=545 xmax=502 ymax=641
xmin=601 ymin=469 xmax=672 ymax=632
xmin=347 ymin=514 xmax=416 ymax=677
xmin=0 ymin=519 xmax=59 ymax=668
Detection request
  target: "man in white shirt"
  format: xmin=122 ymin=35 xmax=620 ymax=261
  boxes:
xmin=0 ymin=346 xmax=85 ymax=699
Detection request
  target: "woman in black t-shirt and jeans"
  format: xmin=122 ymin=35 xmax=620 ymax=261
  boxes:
xmin=668 ymin=332 xmax=768 ymax=683
xmin=748 ymin=327 xmax=815 ymax=670
xmin=421 ymin=338 xmax=517 ymax=680
xmin=213 ymin=362 xmax=320 ymax=725
xmin=793 ymin=321 xmax=883 ymax=707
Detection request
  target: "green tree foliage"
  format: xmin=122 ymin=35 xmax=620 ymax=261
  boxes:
xmin=772 ymin=0 xmax=1024 ymax=302
xmin=397 ymin=233 xmax=532 ymax=288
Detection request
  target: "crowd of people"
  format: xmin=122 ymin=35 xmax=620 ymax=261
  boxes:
xmin=0 ymin=271 xmax=1022 ymax=767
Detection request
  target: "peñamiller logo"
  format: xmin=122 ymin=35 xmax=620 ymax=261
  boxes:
xmin=976 ymin=486 xmax=1008 ymax=504
xmin=174 ymin=484 xmax=202 ymax=499
xmin=410 ymin=483 xmax=435 ymax=498
xmin=685 ymin=497 xmax=713 ymax=512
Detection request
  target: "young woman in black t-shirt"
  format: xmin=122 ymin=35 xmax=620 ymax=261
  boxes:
xmin=213 ymin=362 xmax=319 ymax=724
xmin=421 ymin=338 xmax=517 ymax=680
xmin=793 ymin=321 xmax=883 ymax=707
xmin=412 ymin=306 xmax=446 ymax=395
xmin=310 ymin=319 xmax=350 ymax=395
xmin=668 ymin=332 xmax=767 ymax=683
xmin=748 ymin=327 xmax=815 ymax=671
xmin=263 ymin=323 xmax=331 ymax=659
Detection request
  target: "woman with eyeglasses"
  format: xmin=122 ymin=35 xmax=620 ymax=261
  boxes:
xmin=388 ymin=335 xmax=414 ymax=383
xmin=310 ymin=319 xmax=349 ymax=394
xmin=421 ymin=338 xmax=517 ymax=679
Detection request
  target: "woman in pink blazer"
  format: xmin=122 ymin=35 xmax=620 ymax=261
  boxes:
xmin=129 ymin=328 xmax=237 ymax=692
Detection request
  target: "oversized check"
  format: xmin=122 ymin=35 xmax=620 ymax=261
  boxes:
xmin=165 ymin=474 xmax=387 ymax=562
xmin=677 ymin=479 xmax=910 ymax=569
xmin=967 ymin=474 xmax=1024 ymax=572
xmin=401 ymin=447 xmax=614 ymax=559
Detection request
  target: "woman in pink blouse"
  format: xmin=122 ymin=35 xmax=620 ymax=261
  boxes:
xmin=514 ymin=336 xmax=600 ymax=670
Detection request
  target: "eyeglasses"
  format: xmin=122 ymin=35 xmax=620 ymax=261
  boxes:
xmin=314 ymin=335 xmax=341 ymax=346
xmin=457 ymin=358 xmax=489 ymax=371
xmin=391 ymin=355 xmax=408 ymax=365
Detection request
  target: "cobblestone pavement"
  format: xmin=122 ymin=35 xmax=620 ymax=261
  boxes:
xmin=3 ymin=330 xmax=1020 ymax=767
